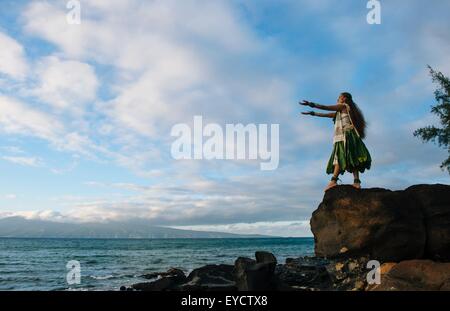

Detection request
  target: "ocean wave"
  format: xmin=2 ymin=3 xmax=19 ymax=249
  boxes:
xmin=88 ymin=274 xmax=117 ymax=280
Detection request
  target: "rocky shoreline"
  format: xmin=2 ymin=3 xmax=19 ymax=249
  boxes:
xmin=121 ymin=184 xmax=450 ymax=291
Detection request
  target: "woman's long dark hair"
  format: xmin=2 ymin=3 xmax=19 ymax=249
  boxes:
xmin=341 ymin=92 xmax=367 ymax=139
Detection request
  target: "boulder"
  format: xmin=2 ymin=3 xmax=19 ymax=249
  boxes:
xmin=141 ymin=267 xmax=185 ymax=280
xmin=405 ymin=184 xmax=450 ymax=260
xmin=276 ymin=257 xmax=332 ymax=290
xmin=233 ymin=253 xmax=279 ymax=291
xmin=310 ymin=184 xmax=450 ymax=261
xmin=325 ymin=257 xmax=370 ymax=291
xmin=233 ymin=257 xmax=257 ymax=291
xmin=370 ymin=260 xmax=450 ymax=291
xmin=255 ymin=251 xmax=277 ymax=274
xmin=132 ymin=267 xmax=186 ymax=291
xmin=180 ymin=264 xmax=236 ymax=291
xmin=255 ymin=251 xmax=277 ymax=265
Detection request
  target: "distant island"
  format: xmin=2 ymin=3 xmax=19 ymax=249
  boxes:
xmin=0 ymin=216 xmax=270 ymax=239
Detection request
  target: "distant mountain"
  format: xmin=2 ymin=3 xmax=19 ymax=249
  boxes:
xmin=0 ymin=216 xmax=268 ymax=239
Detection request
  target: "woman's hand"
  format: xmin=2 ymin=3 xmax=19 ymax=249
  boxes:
xmin=300 ymin=100 xmax=315 ymax=108
xmin=301 ymin=111 xmax=315 ymax=116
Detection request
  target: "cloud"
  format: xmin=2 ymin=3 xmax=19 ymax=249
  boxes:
xmin=0 ymin=31 xmax=28 ymax=79
xmin=23 ymin=0 xmax=260 ymax=63
xmin=0 ymin=95 xmax=63 ymax=141
xmin=12 ymin=162 xmax=324 ymax=228
xmin=0 ymin=96 xmax=101 ymax=160
xmin=171 ymin=220 xmax=313 ymax=237
xmin=32 ymin=56 xmax=99 ymax=113
xmin=22 ymin=1 xmax=87 ymax=58
xmin=1 ymin=156 xmax=43 ymax=167
xmin=0 ymin=210 xmax=67 ymax=222
xmin=22 ymin=0 xmax=287 ymax=137
xmin=50 ymin=158 xmax=78 ymax=175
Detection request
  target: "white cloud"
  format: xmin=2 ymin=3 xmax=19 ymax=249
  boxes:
xmin=22 ymin=0 xmax=273 ymax=139
xmin=0 ymin=95 xmax=63 ymax=141
xmin=171 ymin=220 xmax=313 ymax=237
xmin=19 ymin=163 xmax=323 ymax=228
xmin=1 ymin=156 xmax=43 ymax=167
xmin=0 ymin=96 xmax=101 ymax=159
xmin=0 ymin=31 xmax=28 ymax=79
xmin=32 ymin=56 xmax=99 ymax=112
xmin=24 ymin=0 xmax=260 ymax=62
xmin=50 ymin=158 xmax=78 ymax=175
xmin=23 ymin=2 xmax=87 ymax=58
xmin=0 ymin=210 xmax=67 ymax=222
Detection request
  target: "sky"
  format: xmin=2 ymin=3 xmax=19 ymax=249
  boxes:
xmin=0 ymin=0 xmax=449 ymax=237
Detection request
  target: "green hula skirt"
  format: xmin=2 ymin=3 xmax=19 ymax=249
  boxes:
xmin=326 ymin=128 xmax=372 ymax=175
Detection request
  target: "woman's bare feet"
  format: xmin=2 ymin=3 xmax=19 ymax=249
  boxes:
xmin=324 ymin=177 xmax=339 ymax=192
xmin=352 ymin=179 xmax=361 ymax=189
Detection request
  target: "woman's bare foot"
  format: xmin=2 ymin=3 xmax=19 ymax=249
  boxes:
xmin=324 ymin=178 xmax=339 ymax=192
xmin=352 ymin=179 xmax=361 ymax=189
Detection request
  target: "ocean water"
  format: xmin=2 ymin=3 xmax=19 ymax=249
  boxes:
xmin=0 ymin=237 xmax=314 ymax=291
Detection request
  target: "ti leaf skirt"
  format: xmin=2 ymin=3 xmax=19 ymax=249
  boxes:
xmin=326 ymin=128 xmax=372 ymax=175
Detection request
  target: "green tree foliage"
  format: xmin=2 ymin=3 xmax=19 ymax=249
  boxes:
xmin=414 ymin=66 xmax=450 ymax=174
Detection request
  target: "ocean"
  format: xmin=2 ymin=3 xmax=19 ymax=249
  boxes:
xmin=0 ymin=237 xmax=314 ymax=291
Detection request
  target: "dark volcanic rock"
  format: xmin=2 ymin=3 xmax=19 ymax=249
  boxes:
xmin=233 ymin=257 xmax=257 ymax=291
xmin=141 ymin=272 xmax=160 ymax=279
xmin=311 ymin=185 xmax=429 ymax=261
xmin=255 ymin=251 xmax=277 ymax=265
xmin=186 ymin=264 xmax=234 ymax=282
xmin=370 ymin=260 xmax=450 ymax=291
xmin=180 ymin=264 xmax=236 ymax=291
xmin=405 ymin=184 xmax=450 ymax=261
xmin=276 ymin=257 xmax=332 ymax=290
xmin=233 ymin=254 xmax=279 ymax=291
xmin=325 ymin=257 xmax=370 ymax=291
xmin=141 ymin=267 xmax=185 ymax=280
xmin=132 ymin=267 xmax=186 ymax=291
xmin=310 ymin=184 xmax=450 ymax=262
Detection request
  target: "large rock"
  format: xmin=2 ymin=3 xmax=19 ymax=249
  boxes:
xmin=311 ymin=186 xmax=425 ymax=261
xmin=132 ymin=267 xmax=186 ymax=291
xmin=310 ymin=184 xmax=450 ymax=262
xmin=233 ymin=252 xmax=279 ymax=291
xmin=255 ymin=251 xmax=277 ymax=266
xmin=180 ymin=264 xmax=236 ymax=291
xmin=370 ymin=260 xmax=450 ymax=291
xmin=325 ymin=257 xmax=370 ymax=291
xmin=141 ymin=267 xmax=185 ymax=280
xmin=275 ymin=257 xmax=332 ymax=290
xmin=405 ymin=184 xmax=450 ymax=260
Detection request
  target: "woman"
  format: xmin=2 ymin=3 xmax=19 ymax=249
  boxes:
xmin=300 ymin=92 xmax=372 ymax=191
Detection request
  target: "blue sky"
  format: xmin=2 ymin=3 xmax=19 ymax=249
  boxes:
xmin=0 ymin=0 xmax=449 ymax=236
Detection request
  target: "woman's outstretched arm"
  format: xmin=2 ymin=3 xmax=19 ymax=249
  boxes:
xmin=300 ymin=100 xmax=346 ymax=112
xmin=301 ymin=111 xmax=336 ymax=118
